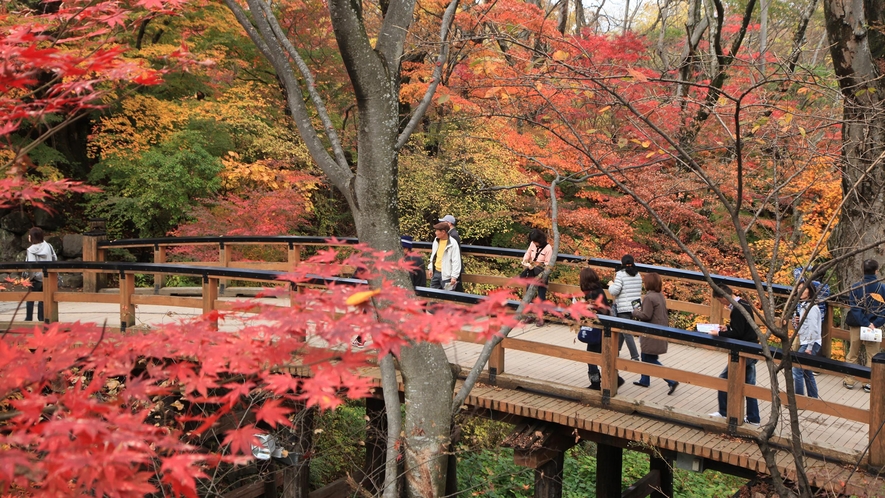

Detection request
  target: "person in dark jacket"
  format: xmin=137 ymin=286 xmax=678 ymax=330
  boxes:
xmin=579 ymin=267 xmax=624 ymax=391
xmin=632 ymin=272 xmax=678 ymax=394
xmin=708 ymin=284 xmax=760 ymax=425
xmin=843 ymin=259 xmax=885 ymax=391
xmin=400 ymin=236 xmax=426 ymax=288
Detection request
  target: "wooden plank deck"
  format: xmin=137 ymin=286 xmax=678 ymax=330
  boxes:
xmin=443 ymin=321 xmax=885 ymax=495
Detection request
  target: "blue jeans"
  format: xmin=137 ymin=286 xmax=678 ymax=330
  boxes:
xmin=792 ymin=343 xmax=821 ymax=398
xmin=717 ymin=358 xmax=760 ymax=424
xmin=637 ymin=353 xmax=677 ymax=387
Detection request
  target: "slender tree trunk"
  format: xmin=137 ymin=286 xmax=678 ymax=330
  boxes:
xmin=823 ymin=0 xmax=885 ymax=286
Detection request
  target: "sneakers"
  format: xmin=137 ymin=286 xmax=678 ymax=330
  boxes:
xmin=744 ymin=418 xmax=760 ymax=427
xmin=667 ymin=382 xmax=679 ymax=395
xmin=633 ymin=381 xmax=649 ymax=388
xmin=864 ymin=384 xmax=871 ymax=393
xmin=351 ymin=338 xmax=366 ymax=349
xmin=587 ymin=383 xmax=601 ymax=391
xmin=708 ymin=411 xmax=725 ymax=418
xmin=843 ymin=381 xmax=855 ymax=390
xmin=617 ymin=376 xmax=625 ymax=387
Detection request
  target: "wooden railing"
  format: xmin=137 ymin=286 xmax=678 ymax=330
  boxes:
xmin=89 ymin=236 xmax=850 ymax=357
xmin=5 ymin=236 xmax=875 ymax=466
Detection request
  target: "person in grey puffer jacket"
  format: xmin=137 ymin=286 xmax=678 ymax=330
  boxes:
xmin=608 ymin=254 xmax=642 ymax=361
xmin=25 ymin=227 xmax=57 ymax=322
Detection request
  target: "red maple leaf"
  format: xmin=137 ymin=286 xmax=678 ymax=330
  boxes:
xmin=222 ymin=425 xmax=260 ymax=456
xmin=254 ymin=398 xmax=293 ymax=428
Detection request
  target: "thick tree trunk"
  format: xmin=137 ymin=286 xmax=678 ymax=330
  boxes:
xmin=824 ymin=0 xmax=885 ymax=287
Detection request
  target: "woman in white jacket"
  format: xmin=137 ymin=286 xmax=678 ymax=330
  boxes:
xmin=608 ymin=254 xmax=642 ymax=361
xmin=25 ymin=227 xmax=57 ymax=322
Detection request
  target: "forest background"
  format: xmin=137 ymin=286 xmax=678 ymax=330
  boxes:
xmin=0 ymin=0 xmax=866 ymax=494
xmin=1 ymin=0 xmax=841 ymax=286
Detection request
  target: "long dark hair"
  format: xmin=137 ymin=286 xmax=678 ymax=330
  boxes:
xmin=621 ymin=254 xmax=638 ymax=277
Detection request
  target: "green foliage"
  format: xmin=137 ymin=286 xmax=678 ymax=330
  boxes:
xmin=398 ymin=129 xmax=526 ymax=245
xmin=454 ymin=418 xmax=745 ymax=497
xmin=310 ymin=401 xmax=367 ymax=490
xmin=87 ymin=130 xmax=223 ymax=238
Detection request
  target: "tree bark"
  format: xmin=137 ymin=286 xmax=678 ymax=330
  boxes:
xmin=824 ymin=0 xmax=885 ymax=287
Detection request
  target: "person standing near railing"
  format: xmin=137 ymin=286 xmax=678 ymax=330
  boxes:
xmin=578 ymin=267 xmax=624 ymax=390
xmin=521 ymin=229 xmax=552 ymax=326
xmin=791 ymin=283 xmax=821 ymax=398
xmin=24 ymin=227 xmax=57 ymax=322
xmin=438 ymin=215 xmax=463 ymax=291
xmin=428 ymin=222 xmax=461 ymax=292
xmin=708 ymin=284 xmax=761 ymax=426
xmin=631 ymin=272 xmax=679 ymax=395
xmin=842 ymin=259 xmax=885 ymax=392
xmin=608 ymin=254 xmax=641 ymax=362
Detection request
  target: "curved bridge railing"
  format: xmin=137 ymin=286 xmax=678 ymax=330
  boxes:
xmin=2 ymin=236 xmax=875 ymax=466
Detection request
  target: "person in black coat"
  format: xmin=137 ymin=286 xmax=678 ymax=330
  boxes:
xmin=707 ymin=285 xmax=760 ymax=425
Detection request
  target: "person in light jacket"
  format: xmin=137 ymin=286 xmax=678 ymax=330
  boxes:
xmin=24 ymin=227 xmax=57 ymax=322
xmin=632 ymin=272 xmax=678 ymax=395
xmin=608 ymin=254 xmax=641 ymax=361
xmin=428 ymin=222 xmax=461 ymax=290
xmin=791 ymin=283 xmax=821 ymax=398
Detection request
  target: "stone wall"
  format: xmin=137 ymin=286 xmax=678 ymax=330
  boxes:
xmin=0 ymin=209 xmax=85 ymax=288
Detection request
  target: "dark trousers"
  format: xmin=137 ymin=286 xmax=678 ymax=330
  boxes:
xmin=430 ymin=271 xmax=463 ymax=291
xmin=637 ymin=353 xmax=677 ymax=387
xmin=717 ymin=359 xmax=760 ymax=423
xmin=586 ymin=342 xmax=601 ymax=384
xmin=25 ymin=279 xmax=43 ymax=322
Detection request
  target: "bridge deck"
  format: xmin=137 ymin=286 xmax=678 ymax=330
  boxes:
xmin=3 ymin=299 xmax=882 ymax=495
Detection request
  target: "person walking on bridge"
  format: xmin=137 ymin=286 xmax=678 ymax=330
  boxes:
xmin=578 ymin=267 xmax=624 ymax=390
xmin=791 ymin=283 xmax=821 ymax=398
xmin=708 ymin=285 xmax=761 ymax=426
xmin=842 ymin=259 xmax=885 ymax=392
xmin=632 ymin=272 xmax=678 ymax=395
xmin=608 ymin=254 xmax=641 ymax=362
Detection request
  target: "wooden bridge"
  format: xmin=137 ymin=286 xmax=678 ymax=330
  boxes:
xmin=5 ymin=235 xmax=885 ymax=496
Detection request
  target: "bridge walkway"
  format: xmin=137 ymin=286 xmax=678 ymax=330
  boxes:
xmin=3 ymin=298 xmax=881 ymax=495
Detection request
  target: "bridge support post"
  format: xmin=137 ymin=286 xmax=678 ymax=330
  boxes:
xmin=288 ymin=242 xmax=301 ymax=271
xmin=869 ymin=353 xmax=885 ymax=468
xmin=281 ymin=405 xmax=315 ymax=498
xmin=363 ymin=397 xmax=387 ymax=494
xmin=153 ymin=244 xmax=166 ymax=294
xmin=533 ymin=448 xmax=564 ymax=498
xmin=601 ymin=325 xmax=619 ymax=402
xmin=649 ymin=450 xmax=673 ymax=498
xmin=725 ymin=351 xmax=747 ymax=432
xmin=120 ymin=271 xmax=135 ymax=330
xmin=43 ymin=271 xmax=58 ymax=324
xmin=596 ymin=442 xmax=622 ymax=497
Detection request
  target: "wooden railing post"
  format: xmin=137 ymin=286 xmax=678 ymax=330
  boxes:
xmin=489 ymin=342 xmax=505 ymax=384
xmin=725 ymin=351 xmax=747 ymax=433
xmin=153 ymin=244 xmax=166 ymax=295
xmin=119 ymin=271 xmax=135 ymax=330
xmin=869 ymin=353 xmax=885 ymax=468
xmin=203 ymin=275 xmax=218 ymax=329
xmin=43 ymin=271 xmax=58 ymax=324
xmin=82 ymin=220 xmax=107 ymax=292
xmin=288 ymin=242 xmax=301 ymax=272
xmin=219 ymin=242 xmax=231 ymax=295
xmin=709 ymin=290 xmax=725 ymax=325
xmin=821 ymin=305 xmax=833 ymax=359
xmin=600 ymin=325 xmax=619 ymax=402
